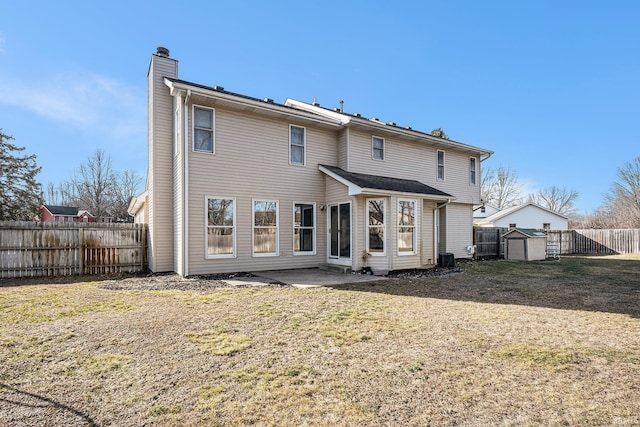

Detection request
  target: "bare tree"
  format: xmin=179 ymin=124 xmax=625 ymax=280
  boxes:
xmin=603 ymin=156 xmax=640 ymax=228
xmin=0 ymin=129 xmax=43 ymax=220
xmin=481 ymin=165 xmax=524 ymax=209
xmin=110 ymin=169 xmax=143 ymax=222
xmin=64 ymin=148 xmax=118 ymax=221
xmin=528 ymin=186 xmax=579 ymax=218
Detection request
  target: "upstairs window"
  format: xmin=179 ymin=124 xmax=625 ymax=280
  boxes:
xmin=253 ymin=200 xmax=279 ymax=256
xmin=398 ymin=200 xmax=416 ymax=255
xmin=290 ymin=125 xmax=306 ymax=165
xmin=294 ymin=203 xmax=315 ymax=254
xmin=437 ymin=150 xmax=445 ymax=180
xmin=469 ymin=157 xmax=477 ymax=185
xmin=372 ymin=136 xmax=385 ymax=160
xmin=367 ymin=199 xmax=385 ymax=254
xmin=194 ymin=106 xmax=214 ymax=153
xmin=206 ymin=198 xmax=235 ymax=257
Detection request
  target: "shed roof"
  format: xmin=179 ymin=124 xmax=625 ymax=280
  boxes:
xmin=503 ymin=228 xmax=547 ymax=238
xmin=319 ymin=165 xmax=453 ymax=199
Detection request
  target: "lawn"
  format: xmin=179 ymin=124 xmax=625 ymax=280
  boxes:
xmin=1 ymin=257 xmax=639 ymax=426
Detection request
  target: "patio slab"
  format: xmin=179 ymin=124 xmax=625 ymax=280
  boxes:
xmin=254 ymin=268 xmax=388 ymax=288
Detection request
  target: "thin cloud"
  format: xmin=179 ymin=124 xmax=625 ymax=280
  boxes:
xmin=0 ymin=69 xmax=145 ymax=139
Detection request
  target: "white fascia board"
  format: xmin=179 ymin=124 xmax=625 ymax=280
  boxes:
xmin=318 ymin=165 xmax=363 ymax=195
xmin=284 ymin=99 xmax=352 ymax=125
xmin=165 ymin=79 xmax=342 ymax=127
xmin=360 ymin=189 xmax=455 ymax=202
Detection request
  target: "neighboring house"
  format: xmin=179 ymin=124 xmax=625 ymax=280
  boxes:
xmin=128 ymin=191 xmax=148 ymax=224
xmin=40 ymin=205 xmax=96 ymax=223
xmin=132 ymin=47 xmax=493 ymax=276
xmin=474 ymin=202 xmax=569 ymax=230
xmin=472 ymin=203 xmax=500 ymax=222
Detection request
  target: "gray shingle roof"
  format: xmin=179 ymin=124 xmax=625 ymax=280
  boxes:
xmin=43 ymin=205 xmax=79 ymax=216
xmin=320 ymin=165 xmax=453 ymax=198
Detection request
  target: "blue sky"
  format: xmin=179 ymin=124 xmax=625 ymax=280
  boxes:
xmin=1 ymin=1 xmax=638 ymax=214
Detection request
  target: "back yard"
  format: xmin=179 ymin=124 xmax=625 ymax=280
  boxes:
xmin=1 ymin=257 xmax=639 ymax=426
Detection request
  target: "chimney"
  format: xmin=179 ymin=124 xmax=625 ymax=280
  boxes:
xmin=156 ymin=46 xmax=170 ymax=57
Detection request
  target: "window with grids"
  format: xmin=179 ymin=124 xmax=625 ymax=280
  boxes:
xmin=437 ymin=150 xmax=445 ymax=180
xmin=194 ymin=106 xmax=214 ymax=153
xmin=253 ymin=200 xmax=279 ymax=256
xmin=469 ymin=157 xmax=477 ymax=185
xmin=206 ymin=198 xmax=234 ymax=256
xmin=294 ymin=203 xmax=315 ymax=254
xmin=398 ymin=200 xmax=416 ymax=254
xmin=290 ymin=125 xmax=305 ymax=165
xmin=367 ymin=199 xmax=385 ymax=254
xmin=372 ymin=136 xmax=384 ymax=160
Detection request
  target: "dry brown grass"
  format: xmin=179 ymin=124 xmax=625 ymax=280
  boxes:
xmin=1 ymin=256 xmax=639 ymax=426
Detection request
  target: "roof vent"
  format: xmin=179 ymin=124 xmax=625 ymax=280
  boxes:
xmin=404 ymin=126 xmax=412 ymax=130
xmin=353 ymin=112 xmax=361 ymax=117
xmin=214 ymin=85 xmax=225 ymax=91
xmin=312 ymin=97 xmax=320 ymax=106
xmin=370 ymin=117 xmax=379 ymax=122
xmin=333 ymin=107 xmax=340 ymax=112
xmin=387 ymin=121 xmax=396 ymax=126
xmin=263 ymin=98 xmax=274 ymax=103
xmin=156 ymin=47 xmax=170 ymax=57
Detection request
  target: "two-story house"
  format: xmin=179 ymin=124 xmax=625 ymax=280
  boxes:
xmin=132 ymin=47 xmax=493 ymax=276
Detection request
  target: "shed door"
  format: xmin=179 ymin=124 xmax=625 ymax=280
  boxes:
xmin=508 ymin=238 xmax=526 ymax=261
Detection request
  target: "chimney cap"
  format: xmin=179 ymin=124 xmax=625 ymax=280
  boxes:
xmin=156 ymin=47 xmax=170 ymax=57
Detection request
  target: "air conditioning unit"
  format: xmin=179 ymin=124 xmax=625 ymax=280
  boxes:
xmin=438 ymin=253 xmax=455 ymax=268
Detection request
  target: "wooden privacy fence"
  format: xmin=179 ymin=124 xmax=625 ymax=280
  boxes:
xmin=546 ymin=229 xmax=640 ymax=255
xmin=474 ymin=227 xmax=508 ymax=258
xmin=0 ymin=222 xmax=148 ymax=278
xmin=474 ymin=227 xmax=640 ymax=257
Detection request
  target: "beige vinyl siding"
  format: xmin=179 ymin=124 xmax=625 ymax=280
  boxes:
xmin=422 ymin=201 xmax=436 ymax=266
xmin=186 ymin=107 xmax=338 ymax=274
xmin=438 ymin=206 xmax=447 ymax=254
xmin=347 ymin=130 xmax=482 ymax=205
xmin=442 ymin=203 xmax=474 ymax=259
xmin=325 ymin=176 xmax=348 ymax=204
xmin=148 ymin=54 xmax=177 ymax=272
xmin=338 ymin=128 xmax=349 ymax=170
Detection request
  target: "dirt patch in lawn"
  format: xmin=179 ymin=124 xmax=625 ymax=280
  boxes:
xmin=1 ymin=257 xmax=639 ymax=426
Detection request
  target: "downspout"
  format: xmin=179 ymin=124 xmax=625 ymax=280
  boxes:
xmin=183 ymin=89 xmax=191 ymax=276
xmin=434 ymin=198 xmax=452 ymax=262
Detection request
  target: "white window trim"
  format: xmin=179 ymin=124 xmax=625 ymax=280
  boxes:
xmin=397 ymin=199 xmax=418 ymax=256
xmin=252 ymin=199 xmax=279 ymax=257
xmin=437 ymin=150 xmax=445 ymax=181
xmin=289 ymin=124 xmax=306 ymax=166
xmin=366 ymin=198 xmax=386 ymax=256
xmin=192 ymin=104 xmax=215 ymax=154
xmin=293 ymin=202 xmax=316 ymax=255
xmin=469 ymin=157 xmax=477 ymax=185
xmin=371 ymin=136 xmax=385 ymax=161
xmin=205 ymin=196 xmax=236 ymax=259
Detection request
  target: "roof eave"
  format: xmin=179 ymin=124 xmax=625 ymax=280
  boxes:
xmin=165 ymin=79 xmax=343 ymax=128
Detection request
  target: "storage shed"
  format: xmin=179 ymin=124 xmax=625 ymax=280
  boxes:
xmin=503 ymin=228 xmax=548 ymax=261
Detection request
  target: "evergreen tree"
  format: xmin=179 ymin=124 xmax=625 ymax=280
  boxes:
xmin=0 ymin=129 xmax=43 ymax=221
